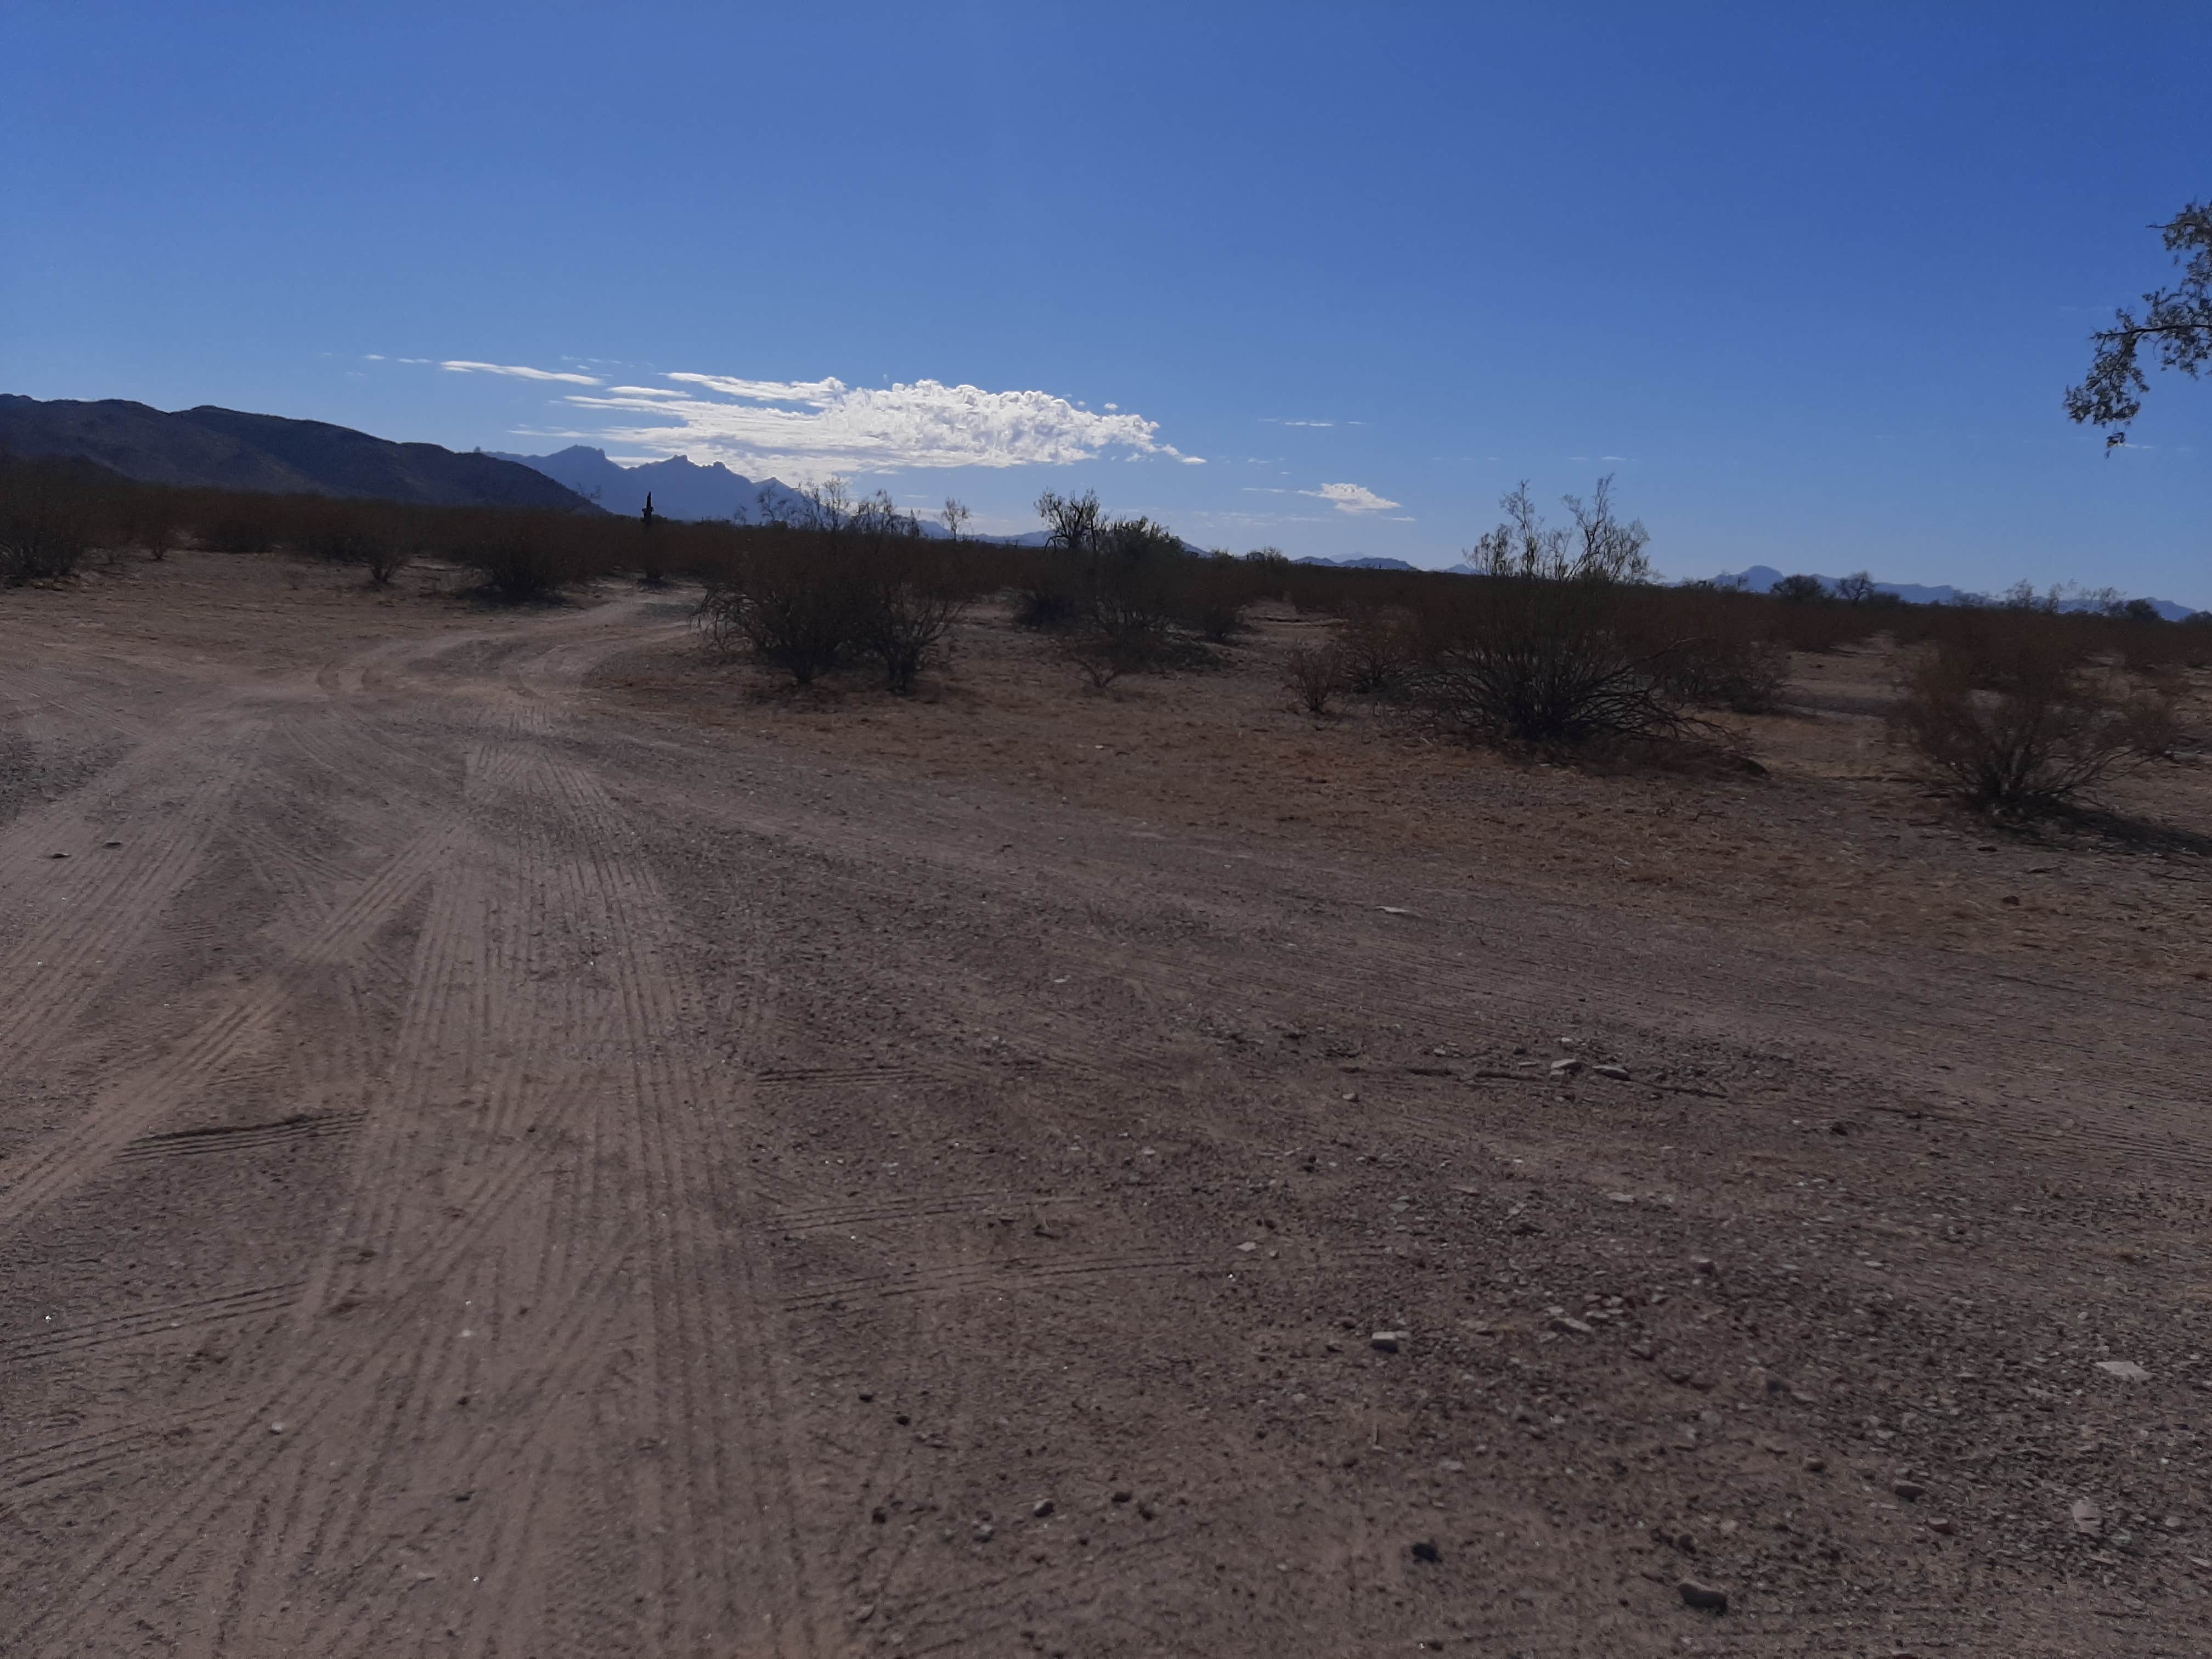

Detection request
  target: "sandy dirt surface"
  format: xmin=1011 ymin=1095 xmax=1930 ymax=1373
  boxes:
xmin=4 ymin=551 xmax=2210 ymax=1657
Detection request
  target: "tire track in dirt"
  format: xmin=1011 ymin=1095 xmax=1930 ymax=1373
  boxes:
xmin=21 ymin=611 xmax=839 ymax=1659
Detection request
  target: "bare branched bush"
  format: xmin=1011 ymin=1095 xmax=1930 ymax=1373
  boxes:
xmin=1654 ymin=629 xmax=1792 ymax=713
xmin=1407 ymin=480 xmax=1691 ymax=748
xmin=857 ymin=550 xmax=970 ymax=694
xmin=1282 ymin=644 xmax=1348 ymax=715
xmin=1888 ymin=635 xmax=2165 ymax=815
xmin=696 ymin=541 xmax=865 ymax=684
xmin=1333 ymin=606 xmax=1419 ymax=695
xmin=0 ymin=459 xmax=92 ymax=585
xmin=464 ymin=516 xmax=578 ymax=602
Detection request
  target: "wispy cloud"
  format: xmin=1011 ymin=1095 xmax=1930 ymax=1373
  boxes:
xmin=1302 ymin=481 xmax=1401 ymax=514
xmin=442 ymin=360 xmax=604 ymax=386
xmin=1262 ymin=417 xmax=1335 ymax=427
xmin=561 ymin=373 xmax=1198 ymax=472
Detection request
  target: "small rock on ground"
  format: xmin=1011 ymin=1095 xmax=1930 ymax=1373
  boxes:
xmin=1677 ymin=1579 xmax=1728 ymax=1612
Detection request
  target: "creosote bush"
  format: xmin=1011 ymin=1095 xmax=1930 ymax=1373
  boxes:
xmin=1888 ymin=634 xmax=2172 ymax=816
xmin=1406 ymin=479 xmax=1695 ymax=749
xmin=1282 ymin=644 xmax=1348 ymax=715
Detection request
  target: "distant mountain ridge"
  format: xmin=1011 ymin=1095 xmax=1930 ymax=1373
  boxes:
xmin=493 ymin=445 xmax=1059 ymax=543
xmin=487 ymin=445 xmax=816 ymax=523
xmin=1715 ymin=564 xmax=2201 ymax=622
xmin=0 ymin=395 xmax=596 ymax=511
xmin=1296 ymin=555 xmax=1420 ymax=571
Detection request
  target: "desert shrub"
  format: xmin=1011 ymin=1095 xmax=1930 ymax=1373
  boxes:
xmin=199 ymin=509 xmax=281 ymax=555
xmin=695 ymin=536 xmax=867 ymax=684
xmin=0 ymin=460 xmax=93 ymax=585
xmin=1771 ymin=573 xmax=1828 ymax=603
xmin=1282 ymin=644 xmax=1348 ymax=715
xmin=856 ymin=549 xmax=969 ymax=694
xmin=464 ymin=516 xmax=577 ymax=602
xmin=1407 ymin=479 xmax=1690 ymax=748
xmin=1175 ymin=555 xmax=1252 ymax=642
xmin=1887 ymin=634 xmax=2167 ymax=815
xmin=1332 ymin=606 xmax=1420 ymax=695
xmin=1655 ymin=630 xmax=1791 ymax=713
xmin=1013 ymin=571 xmax=1082 ymax=631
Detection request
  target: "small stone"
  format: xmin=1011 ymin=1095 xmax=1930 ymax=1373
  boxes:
xmin=103 ymin=840 xmax=121 ymax=848
xmin=1691 ymin=1256 xmax=1717 ymax=1275
xmin=1370 ymin=1330 xmax=1404 ymax=1352
xmin=268 ymin=1421 xmax=286 ymax=1434
xmin=48 ymin=851 xmax=68 ymax=860
xmin=1928 ymin=1518 xmax=1955 ymax=1536
xmin=1549 ymin=1316 xmax=1594 ymax=1336
xmin=1606 ymin=1192 xmax=1636 ymax=1204
xmin=857 ymin=1390 xmax=874 ymax=1401
xmin=1410 ymin=1539 xmax=1441 ymax=1564
xmin=853 ymin=1604 xmax=876 ymax=1623
xmin=2070 ymin=1498 xmax=2102 ymax=1536
xmin=1237 ymin=1242 xmax=1258 ymax=1252
xmin=1629 ymin=1341 xmax=1656 ymax=1361
xmin=1549 ymin=1056 xmax=1584 ymax=1077
xmin=1436 ymin=1459 xmax=1465 ymax=1473
xmin=2096 ymin=1359 xmax=2149 ymax=1381
xmin=1112 ymin=1489 xmax=1133 ymax=1504
xmin=1032 ymin=1499 xmax=1054 ymax=1518
xmin=1892 ymin=1481 xmax=1926 ymax=1502
xmin=973 ymin=1523 xmax=995 ymax=1543
xmin=871 ymin=1506 xmax=888 ymax=1524
xmin=1592 ymin=1064 xmax=1630 ymax=1081
xmin=1803 ymin=1457 xmax=1826 ymax=1474
xmin=1677 ymin=1578 xmax=1728 ymax=1613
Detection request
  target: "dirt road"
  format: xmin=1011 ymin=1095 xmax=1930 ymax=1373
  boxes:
xmin=4 ymin=577 xmax=2208 ymax=1656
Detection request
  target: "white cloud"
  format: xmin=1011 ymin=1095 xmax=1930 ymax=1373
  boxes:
xmin=1302 ymin=482 xmax=1401 ymax=514
xmin=562 ymin=374 xmax=1197 ymax=472
xmin=442 ymin=360 xmax=603 ymax=386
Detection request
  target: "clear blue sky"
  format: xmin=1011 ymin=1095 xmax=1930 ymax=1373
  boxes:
xmin=5 ymin=3 xmax=2207 ymax=603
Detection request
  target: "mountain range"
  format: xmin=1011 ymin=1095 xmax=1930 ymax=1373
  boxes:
xmin=0 ymin=396 xmax=595 ymax=511
xmin=1714 ymin=565 xmax=2201 ymax=622
xmin=486 ymin=445 xmax=816 ymax=523
xmin=489 ymin=445 xmax=1059 ymax=543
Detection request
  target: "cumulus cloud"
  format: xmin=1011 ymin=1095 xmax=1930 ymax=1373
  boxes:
xmin=1302 ymin=482 xmax=1401 ymax=514
xmin=561 ymin=374 xmax=1196 ymax=472
xmin=442 ymin=360 xmax=603 ymax=386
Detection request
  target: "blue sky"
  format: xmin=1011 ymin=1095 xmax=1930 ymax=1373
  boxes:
xmin=5 ymin=3 xmax=2208 ymax=602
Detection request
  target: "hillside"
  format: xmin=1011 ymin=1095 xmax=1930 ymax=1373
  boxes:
xmin=0 ymin=396 xmax=597 ymax=511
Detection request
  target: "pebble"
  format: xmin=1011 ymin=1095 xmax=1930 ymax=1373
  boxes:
xmin=973 ymin=1523 xmax=995 ymax=1543
xmin=1629 ymin=1341 xmax=1656 ymax=1361
xmin=1692 ymin=1256 xmax=1717 ymax=1275
xmin=1410 ymin=1539 xmax=1441 ymax=1564
xmin=1549 ymin=1316 xmax=1594 ymax=1336
xmin=1548 ymin=1056 xmax=1584 ymax=1076
xmin=1436 ymin=1459 xmax=1465 ymax=1473
xmin=1032 ymin=1499 xmax=1054 ymax=1518
xmin=2096 ymin=1359 xmax=2149 ymax=1381
xmin=1892 ymin=1481 xmax=1926 ymax=1502
xmin=1803 ymin=1457 xmax=1826 ymax=1474
xmin=1592 ymin=1064 xmax=1630 ymax=1081
xmin=1677 ymin=1578 xmax=1729 ymax=1612
xmin=1371 ymin=1330 xmax=1406 ymax=1352
xmin=2071 ymin=1498 xmax=2102 ymax=1536
xmin=1928 ymin=1518 xmax=1955 ymax=1536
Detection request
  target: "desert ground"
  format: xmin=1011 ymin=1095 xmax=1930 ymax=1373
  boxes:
xmin=4 ymin=549 xmax=2210 ymax=1658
